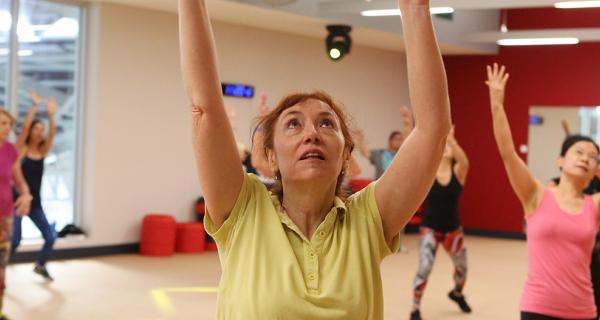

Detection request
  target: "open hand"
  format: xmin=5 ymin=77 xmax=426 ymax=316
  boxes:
xmin=485 ymin=63 xmax=509 ymax=107
xmin=29 ymin=90 xmax=41 ymax=107
xmin=46 ymin=97 xmax=57 ymax=116
xmin=258 ymin=94 xmax=269 ymax=116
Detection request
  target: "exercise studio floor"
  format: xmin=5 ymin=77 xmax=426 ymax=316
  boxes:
xmin=6 ymin=234 xmax=527 ymax=320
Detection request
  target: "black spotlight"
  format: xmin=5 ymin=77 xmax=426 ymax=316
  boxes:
xmin=326 ymin=25 xmax=352 ymax=61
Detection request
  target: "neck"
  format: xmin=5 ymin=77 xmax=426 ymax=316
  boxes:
xmin=281 ymin=179 xmax=337 ymax=239
xmin=556 ymin=174 xmax=586 ymax=198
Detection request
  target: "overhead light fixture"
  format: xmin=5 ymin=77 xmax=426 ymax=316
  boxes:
xmin=497 ymin=37 xmax=580 ymax=46
xmin=361 ymin=7 xmax=454 ymax=17
xmin=555 ymin=1 xmax=600 ymax=8
xmin=326 ymin=25 xmax=352 ymax=62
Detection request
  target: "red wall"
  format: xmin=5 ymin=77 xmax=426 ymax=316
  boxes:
xmin=444 ymin=43 xmax=600 ymax=233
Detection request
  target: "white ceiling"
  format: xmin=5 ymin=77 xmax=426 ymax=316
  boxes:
xmin=87 ymin=0 xmax=600 ymax=54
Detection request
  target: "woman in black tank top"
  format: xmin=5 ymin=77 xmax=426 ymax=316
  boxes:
xmin=410 ymin=127 xmax=470 ymax=320
xmin=11 ymin=92 xmax=57 ymax=281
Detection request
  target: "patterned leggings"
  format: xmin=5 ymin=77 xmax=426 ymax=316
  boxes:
xmin=0 ymin=216 xmax=12 ymax=312
xmin=413 ymin=226 xmax=467 ymax=308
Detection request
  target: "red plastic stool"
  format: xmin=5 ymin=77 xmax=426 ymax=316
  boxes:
xmin=205 ymin=242 xmax=218 ymax=251
xmin=140 ymin=214 xmax=176 ymax=256
xmin=175 ymin=223 xmax=206 ymax=253
xmin=349 ymin=179 xmax=373 ymax=194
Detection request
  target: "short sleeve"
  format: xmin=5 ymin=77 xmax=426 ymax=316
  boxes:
xmin=204 ymin=174 xmax=266 ymax=254
xmin=348 ymin=182 xmax=400 ymax=260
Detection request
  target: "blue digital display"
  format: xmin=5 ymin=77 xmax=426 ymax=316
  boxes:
xmin=529 ymin=115 xmax=544 ymax=125
xmin=222 ymin=83 xmax=254 ymax=98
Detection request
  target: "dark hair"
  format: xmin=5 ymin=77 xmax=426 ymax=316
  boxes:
xmin=25 ymin=119 xmax=45 ymax=147
xmin=560 ymin=134 xmax=599 ymax=157
xmin=254 ymin=91 xmax=355 ymax=201
xmin=388 ymin=131 xmax=402 ymax=141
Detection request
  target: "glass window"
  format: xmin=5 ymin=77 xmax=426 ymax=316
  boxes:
xmin=15 ymin=0 xmax=82 ymax=239
xmin=0 ymin=0 xmax=10 ymax=107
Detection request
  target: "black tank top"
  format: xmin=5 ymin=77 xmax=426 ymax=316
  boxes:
xmin=21 ymin=156 xmax=44 ymax=208
xmin=420 ymin=169 xmax=462 ymax=232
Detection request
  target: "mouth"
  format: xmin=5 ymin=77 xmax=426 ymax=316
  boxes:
xmin=576 ymin=165 xmax=589 ymax=172
xmin=299 ymin=149 xmax=326 ymax=161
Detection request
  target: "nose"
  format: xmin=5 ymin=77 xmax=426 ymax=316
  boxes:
xmin=303 ymin=124 xmax=320 ymax=144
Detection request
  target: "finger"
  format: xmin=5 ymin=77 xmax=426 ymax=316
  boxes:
xmin=493 ymin=63 xmax=498 ymax=75
xmin=486 ymin=65 xmax=492 ymax=80
xmin=503 ymin=73 xmax=510 ymax=84
xmin=499 ymin=65 xmax=506 ymax=78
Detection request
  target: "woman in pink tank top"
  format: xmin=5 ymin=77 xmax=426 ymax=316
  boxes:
xmin=487 ymin=64 xmax=600 ymax=320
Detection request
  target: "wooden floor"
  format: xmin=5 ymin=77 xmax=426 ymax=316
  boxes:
xmin=5 ymin=234 xmax=527 ymax=320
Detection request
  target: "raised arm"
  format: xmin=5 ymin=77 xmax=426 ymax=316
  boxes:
xmin=178 ymin=0 xmax=244 ymax=228
xmin=40 ymin=97 xmax=57 ymax=156
xmin=375 ymin=0 xmax=452 ymax=243
xmin=447 ymin=127 xmax=469 ymax=185
xmin=353 ymin=128 xmax=371 ymax=160
xmin=486 ymin=63 xmax=542 ymax=214
xmin=16 ymin=91 xmax=41 ymax=151
xmin=250 ymin=94 xmax=274 ymax=178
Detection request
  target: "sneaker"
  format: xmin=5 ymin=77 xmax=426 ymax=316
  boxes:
xmin=409 ymin=310 xmax=422 ymax=320
xmin=448 ymin=290 xmax=471 ymax=313
xmin=34 ymin=264 xmax=54 ymax=281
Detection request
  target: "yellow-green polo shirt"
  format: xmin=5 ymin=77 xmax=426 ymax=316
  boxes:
xmin=205 ymin=173 xmax=400 ymax=319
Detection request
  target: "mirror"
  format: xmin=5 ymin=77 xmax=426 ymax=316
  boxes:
xmin=528 ymin=106 xmax=600 ymax=184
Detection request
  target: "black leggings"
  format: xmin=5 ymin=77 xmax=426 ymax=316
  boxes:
xmin=521 ymin=312 xmax=596 ymax=320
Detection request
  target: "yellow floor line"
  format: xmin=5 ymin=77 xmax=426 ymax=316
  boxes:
xmin=151 ymin=287 xmax=218 ymax=316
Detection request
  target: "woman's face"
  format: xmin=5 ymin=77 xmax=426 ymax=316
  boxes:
xmin=559 ymin=141 xmax=599 ymax=183
xmin=269 ymin=98 xmax=347 ymax=187
xmin=388 ymin=133 xmax=404 ymax=151
xmin=29 ymin=122 xmax=45 ymax=144
xmin=0 ymin=114 xmax=12 ymax=142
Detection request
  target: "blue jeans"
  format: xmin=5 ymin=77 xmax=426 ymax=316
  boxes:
xmin=11 ymin=207 xmax=55 ymax=266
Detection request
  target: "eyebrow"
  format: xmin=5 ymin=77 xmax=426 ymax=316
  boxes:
xmin=281 ymin=110 xmax=337 ymax=119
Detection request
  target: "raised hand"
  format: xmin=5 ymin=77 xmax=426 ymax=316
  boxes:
xmin=447 ymin=125 xmax=456 ymax=143
xmin=46 ymin=97 xmax=57 ymax=116
xmin=258 ymin=94 xmax=269 ymax=116
xmin=486 ymin=63 xmax=510 ymax=108
xmin=29 ymin=90 xmax=41 ymax=108
xmin=400 ymin=105 xmax=414 ymax=133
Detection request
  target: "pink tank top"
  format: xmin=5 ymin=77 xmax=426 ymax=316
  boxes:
xmin=521 ymin=188 xmax=597 ymax=318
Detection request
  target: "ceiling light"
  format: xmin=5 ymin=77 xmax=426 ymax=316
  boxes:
xmin=497 ymin=37 xmax=580 ymax=46
xmin=555 ymin=1 xmax=600 ymax=8
xmin=326 ymin=25 xmax=352 ymax=61
xmin=361 ymin=7 xmax=454 ymax=17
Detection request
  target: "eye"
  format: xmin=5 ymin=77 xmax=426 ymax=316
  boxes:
xmin=320 ymin=118 xmax=334 ymax=128
xmin=286 ymin=118 xmax=300 ymax=129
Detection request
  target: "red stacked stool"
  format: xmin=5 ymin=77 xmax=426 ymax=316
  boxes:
xmin=175 ymin=222 xmax=206 ymax=253
xmin=349 ymin=179 xmax=373 ymax=194
xmin=195 ymin=197 xmax=218 ymax=251
xmin=140 ymin=214 xmax=176 ymax=256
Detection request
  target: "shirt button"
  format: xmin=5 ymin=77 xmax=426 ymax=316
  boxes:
xmin=309 ymin=252 xmax=315 ymax=258
xmin=319 ymin=231 xmax=325 ymax=237
xmin=308 ymin=274 xmax=315 ymax=280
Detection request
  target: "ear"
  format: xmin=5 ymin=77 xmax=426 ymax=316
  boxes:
xmin=556 ymin=156 xmax=564 ymax=171
xmin=266 ymin=148 xmax=278 ymax=173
